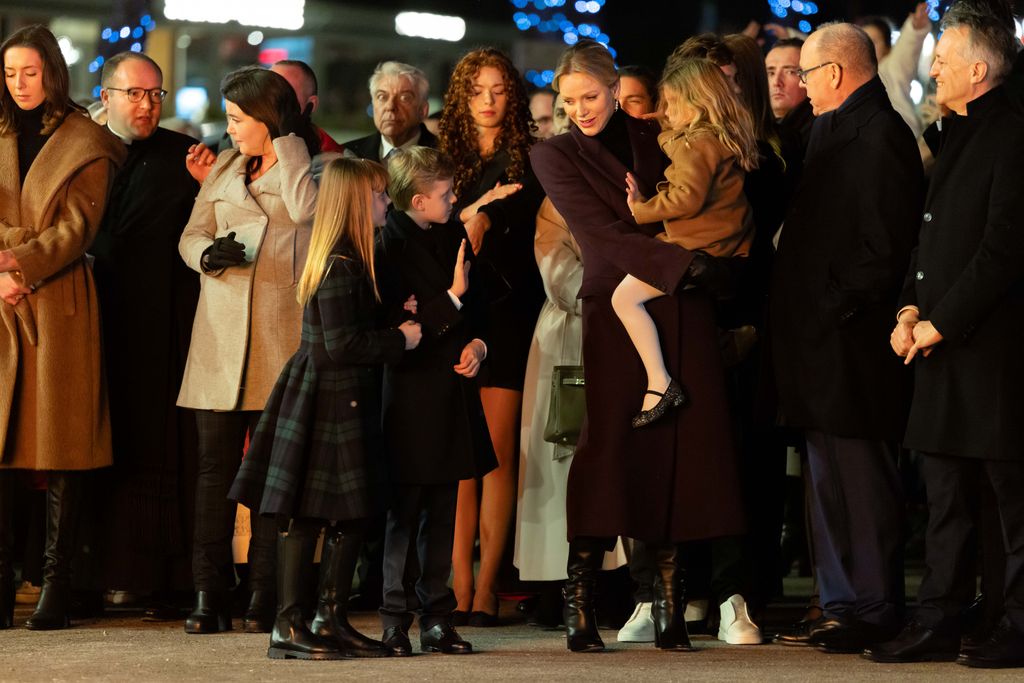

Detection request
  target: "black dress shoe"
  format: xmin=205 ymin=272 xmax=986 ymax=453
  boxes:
xmin=420 ymin=622 xmax=473 ymax=654
xmin=468 ymin=610 xmax=498 ymax=627
xmin=775 ymin=617 xmax=823 ymax=646
xmin=814 ymin=619 xmax=898 ymax=654
xmin=142 ymin=603 xmax=181 ymax=622
xmin=631 ymin=379 xmax=687 ymax=429
xmin=382 ymin=626 xmax=413 ymax=657
xmin=957 ymin=621 xmax=1024 ymax=669
xmin=862 ymin=621 xmax=960 ymax=663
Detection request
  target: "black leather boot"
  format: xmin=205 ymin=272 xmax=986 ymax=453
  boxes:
xmin=651 ymin=543 xmax=695 ymax=651
xmin=243 ymin=589 xmax=276 ymax=633
xmin=26 ymin=472 xmax=82 ymax=630
xmin=184 ymin=590 xmax=232 ymax=633
xmin=267 ymin=526 xmax=343 ymax=660
xmin=0 ymin=471 xmax=14 ymax=630
xmin=311 ymin=528 xmax=390 ymax=658
xmin=564 ymin=537 xmax=608 ymax=653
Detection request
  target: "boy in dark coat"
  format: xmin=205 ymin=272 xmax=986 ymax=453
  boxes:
xmin=375 ymin=146 xmax=496 ymax=655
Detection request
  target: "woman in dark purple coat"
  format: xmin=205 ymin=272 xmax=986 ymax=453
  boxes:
xmin=529 ymin=39 xmax=744 ymax=653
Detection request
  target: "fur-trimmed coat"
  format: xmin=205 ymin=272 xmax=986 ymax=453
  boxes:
xmin=0 ymin=112 xmax=125 ymax=470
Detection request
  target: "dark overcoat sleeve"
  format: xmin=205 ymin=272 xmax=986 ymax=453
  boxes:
xmin=529 ymin=139 xmax=692 ymax=295
xmin=823 ymin=121 xmax=923 ymax=325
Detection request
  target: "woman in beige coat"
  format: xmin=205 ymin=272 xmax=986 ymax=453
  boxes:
xmin=176 ymin=67 xmax=326 ymax=635
xmin=0 ymin=25 xmax=125 ymax=631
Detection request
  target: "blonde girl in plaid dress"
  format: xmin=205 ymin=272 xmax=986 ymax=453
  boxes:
xmin=230 ymin=158 xmax=421 ymax=660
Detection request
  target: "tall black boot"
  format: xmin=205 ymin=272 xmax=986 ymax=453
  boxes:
xmin=26 ymin=472 xmax=82 ymax=630
xmin=311 ymin=526 xmax=390 ymax=657
xmin=564 ymin=536 xmax=609 ymax=653
xmin=0 ymin=471 xmax=14 ymax=629
xmin=267 ymin=523 xmax=343 ymax=660
xmin=651 ymin=543 xmax=695 ymax=651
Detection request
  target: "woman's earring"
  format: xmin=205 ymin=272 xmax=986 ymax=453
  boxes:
xmin=614 ymin=99 xmax=620 ymax=112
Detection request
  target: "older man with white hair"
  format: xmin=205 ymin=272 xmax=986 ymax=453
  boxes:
xmin=868 ymin=1 xmax=1024 ymax=668
xmin=344 ymin=61 xmax=436 ymax=162
xmin=769 ymin=21 xmax=924 ymax=654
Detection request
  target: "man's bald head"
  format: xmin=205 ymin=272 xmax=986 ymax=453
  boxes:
xmin=800 ymin=23 xmax=879 ymax=115
xmin=810 ymin=22 xmax=878 ymax=80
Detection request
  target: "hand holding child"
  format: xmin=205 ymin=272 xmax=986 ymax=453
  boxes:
xmin=399 ymin=320 xmax=422 ymax=350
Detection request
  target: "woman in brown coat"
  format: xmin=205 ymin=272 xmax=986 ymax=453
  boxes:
xmin=529 ymin=40 xmax=745 ymax=653
xmin=176 ymin=67 xmax=326 ymax=634
xmin=0 ymin=25 xmax=125 ymax=630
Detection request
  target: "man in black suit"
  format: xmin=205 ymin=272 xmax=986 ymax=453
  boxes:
xmin=89 ymin=51 xmax=200 ymax=619
xmin=769 ymin=22 xmax=924 ymax=653
xmin=867 ymin=5 xmax=1024 ymax=669
xmin=344 ymin=61 xmax=437 ymax=162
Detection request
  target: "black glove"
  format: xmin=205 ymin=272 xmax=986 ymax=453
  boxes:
xmin=202 ymin=231 xmax=246 ymax=270
xmin=277 ymin=103 xmax=309 ymax=140
xmin=683 ymin=251 xmax=737 ymax=300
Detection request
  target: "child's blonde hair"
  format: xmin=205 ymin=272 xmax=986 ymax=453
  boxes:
xmin=386 ymin=146 xmax=455 ymax=212
xmin=296 ymin=158 xmax=389 ymax=307
xmin=661 ymin=58 xmax=760 ymax=172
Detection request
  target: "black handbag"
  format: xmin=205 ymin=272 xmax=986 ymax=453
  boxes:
xmin=543 ymin=365 xmax=586 ymax=446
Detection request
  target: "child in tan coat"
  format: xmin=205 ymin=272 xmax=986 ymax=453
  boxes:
xmin=615 ymin=58 xmax=759 ymax=427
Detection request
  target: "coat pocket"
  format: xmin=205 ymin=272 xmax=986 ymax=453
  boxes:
xmin=274 ymin=228 xmax=298 ymax=289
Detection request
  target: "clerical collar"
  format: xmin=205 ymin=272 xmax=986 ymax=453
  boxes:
xmin=107 ymin=121 xmax=137 ymax=145
xmin=380 ymin=127 xmax=422 ymax=160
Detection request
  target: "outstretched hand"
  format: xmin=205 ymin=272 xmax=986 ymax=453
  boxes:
xmin=450 ymin=239 xmax=471 ymax=299
xmin=911 ymin=2 xmax=931 ymax=30
xmin=625 ymin=172 xmax=646 ymax=217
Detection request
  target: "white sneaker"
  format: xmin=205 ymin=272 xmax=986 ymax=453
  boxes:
xmin=684 ymin=598 xmax=708 ymax=623
xmin=717 ymin=594 xmax=762 ymax=645
xmin=15 ymin=581 xmax=40 ymax=605
xmin=617 ymin=602 xmax=655 ymax=642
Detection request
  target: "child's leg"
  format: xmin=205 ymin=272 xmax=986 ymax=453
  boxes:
xmin=611 ymin=274 xmax=672 ymax=412
xmin=416 ymin=483 xmax=460 ymax=631
xmin=380 ymin=486 xmax=423 ymax=632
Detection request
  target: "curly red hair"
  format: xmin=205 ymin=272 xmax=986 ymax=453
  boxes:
xmin=438 ymin=48 xmax=535 ymax=202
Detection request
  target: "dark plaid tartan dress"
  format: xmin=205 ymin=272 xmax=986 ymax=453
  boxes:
xmin=229 ymin=252 xmax=405 ymax=521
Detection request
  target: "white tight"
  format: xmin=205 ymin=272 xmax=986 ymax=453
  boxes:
xmin=610 ymin=273 xmax=672 ymax=408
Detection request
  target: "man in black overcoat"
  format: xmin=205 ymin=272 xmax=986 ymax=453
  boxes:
xmin=344 ymin=60 xmax=437 ymax=163
xmin=88 ymin=52 xmax=200 ymax=616
xmin=867 ymin=7 xmax=1024 ymax=668
xmin=769 ymin=23 xmax=924 ymax=653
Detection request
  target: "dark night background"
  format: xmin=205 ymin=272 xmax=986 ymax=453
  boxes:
xmin=339 ymin=0 xmax=1021 ymax=71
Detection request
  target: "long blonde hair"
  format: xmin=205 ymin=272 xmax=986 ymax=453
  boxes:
xmin=661 ymin=58 xmax=760 ymax=172
xmin=296 ymin=158 xmax=389 ymax=307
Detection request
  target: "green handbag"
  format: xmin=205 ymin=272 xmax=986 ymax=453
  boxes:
xmin=543 ymin=365 xmax=586 ymax=446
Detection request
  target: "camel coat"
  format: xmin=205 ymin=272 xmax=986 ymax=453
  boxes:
xmin=0 ymin=112 xmax=125 ymax=470
xmin=177 ymin=136 xmax=321 ymax=411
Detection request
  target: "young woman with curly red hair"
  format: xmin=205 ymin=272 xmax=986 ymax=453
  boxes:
xmin=438 ymin=48 xmax=545 ymax=627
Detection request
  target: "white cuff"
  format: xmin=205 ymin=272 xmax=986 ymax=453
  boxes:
xmin=447 ymin=290 xmax=463 ymax=310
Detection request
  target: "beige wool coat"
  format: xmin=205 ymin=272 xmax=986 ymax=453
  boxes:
xmin=514 ymin=198 xmax=626 ymax=580
xmin=0 ymin=112 xmax=125 ymax=470
xmin=177 ymin=135 xmax=323 ymax=412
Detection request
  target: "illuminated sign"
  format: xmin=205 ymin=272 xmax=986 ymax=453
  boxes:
xmin=163 ymin=0 xmax=305 ymax=30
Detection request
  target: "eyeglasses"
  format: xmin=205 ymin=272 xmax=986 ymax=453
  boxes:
xmin=105 ymin=87 xmax=167 ymax=103
xmin=796 ymin=62 xmax=837 ymax=84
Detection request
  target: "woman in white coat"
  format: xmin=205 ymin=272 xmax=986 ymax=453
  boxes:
xmin=176 ymin=66 xmax=328 ymax=635
xmin=514 ymin=101 xmax=624 ymax=624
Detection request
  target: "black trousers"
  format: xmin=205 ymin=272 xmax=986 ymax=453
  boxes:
xmin=916 ymin=453 xmax=1024 ymax=633
xmin=805 ymin=432 xmax=904 ymax=626
xmin=380 ymin=483 xmax=457 ymax=631
xmin=191 ymin=410 xmax=276 ymax=593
